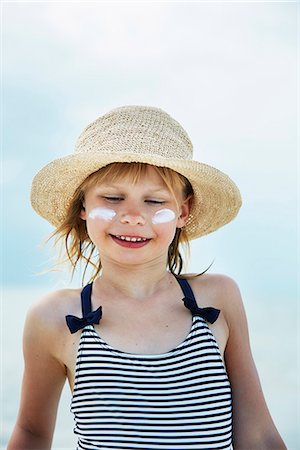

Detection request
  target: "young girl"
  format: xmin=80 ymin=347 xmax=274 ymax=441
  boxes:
xmin=8 ymin=106 xmax=286 ymax=450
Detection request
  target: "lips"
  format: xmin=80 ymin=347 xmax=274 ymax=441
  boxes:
xmin=110 ymin=234 xmax=151 ymax=248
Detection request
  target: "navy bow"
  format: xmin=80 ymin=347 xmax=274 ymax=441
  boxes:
xmin=65 ymin=306 xmax=102 ymax=334
xmin=183 ymin=297 xmax=220 ymax=324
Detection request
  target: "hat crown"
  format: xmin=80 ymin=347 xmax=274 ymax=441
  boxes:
xmin=74 ymin=105 xmax=193 ymax=160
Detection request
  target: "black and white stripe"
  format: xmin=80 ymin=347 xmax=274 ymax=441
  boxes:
xmin=71 ymin=316 xmax=232 ymax=449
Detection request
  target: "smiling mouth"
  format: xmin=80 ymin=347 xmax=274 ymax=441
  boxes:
xmin=110 ymin=234 xmax=151 ymax=247
xmin=114 ymin=235 xmax=148 ymax=242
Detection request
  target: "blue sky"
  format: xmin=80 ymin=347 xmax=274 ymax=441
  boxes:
xmin=2 ymin=1 xmax=298 ymax=305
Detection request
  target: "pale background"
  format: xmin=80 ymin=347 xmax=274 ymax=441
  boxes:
xmin=1 ymin=1 xmax=298 ymax=449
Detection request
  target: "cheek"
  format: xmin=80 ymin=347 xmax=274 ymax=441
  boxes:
xmin=88 ymin=207 xmax=116 ymax=221
xmin=152 ymin=210 xmax=178 ymax=243
xmin=86 ymin=207 xmax=116 ymax=242
xmin=152 ymin=209 xmax=176 ymax=225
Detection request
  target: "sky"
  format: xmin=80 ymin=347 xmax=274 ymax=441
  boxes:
xmin=1 ymin=1 xmax=298 ymax=305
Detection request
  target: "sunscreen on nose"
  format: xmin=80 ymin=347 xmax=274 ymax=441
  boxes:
xmin=152 ymin=209 xmax=176 ymax=224
xmin=88 ymin=207 xmax=116 ymax=221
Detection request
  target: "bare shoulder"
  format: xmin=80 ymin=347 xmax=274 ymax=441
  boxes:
xmin=187 ymin=273 xmax=242 ymax=307
xmin=27 ymin=288 xmax=81 ymax=326
xmin=184 ymin=272 xmax=246 ymax=334
xmin=24 ymin=287 xmax=82 ymax=355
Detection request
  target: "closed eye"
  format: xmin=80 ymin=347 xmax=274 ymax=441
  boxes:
xmin=103 ymin=196 xmax=123 ymax=202
xmin=145 ymin=200 xmax=165 ymax=205
xmin=102 ymin=197 xmax=165 ymax=205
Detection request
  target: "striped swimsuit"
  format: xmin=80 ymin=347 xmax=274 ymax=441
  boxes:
xmin=67 ymin=278 xmax=233 ymax=449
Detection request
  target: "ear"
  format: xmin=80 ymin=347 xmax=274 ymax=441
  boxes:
xmin=176 ymin=195 xmax=192 ymax=228
xmin=79 ymin=202 xmax=87 ymax=220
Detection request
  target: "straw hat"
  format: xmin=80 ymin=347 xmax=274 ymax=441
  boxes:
xmin=30 ymin=105 xmax=242 ymax=240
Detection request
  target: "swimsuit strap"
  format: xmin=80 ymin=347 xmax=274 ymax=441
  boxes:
xmin=175 ymin=276 xmax=197 ymax=303
xmin=65 ymin=282 xmax=102 ymax=334
xmin=175 ymin=276 xmax=220 ymax=325
xmin=81 ymin=282 xmax=93 ymax=316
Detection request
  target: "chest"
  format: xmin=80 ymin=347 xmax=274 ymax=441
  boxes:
xmin=64 ymin=305 xmax=193 ymax=390
xmin=70 ymin=319 xmax=233 ymax=449
xmin=93 ymin=303 xmax=194 ymax=354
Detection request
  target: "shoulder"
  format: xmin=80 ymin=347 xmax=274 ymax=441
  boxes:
xmin=185 ymin=273 xmax=245 ymax=329
xmin=26 ymin=288 xmax=82 ymax=327
xmin=186 ymin=272 xmax=242 ymax=305
xmin=24 ymin=288 xmax=82 ymax=355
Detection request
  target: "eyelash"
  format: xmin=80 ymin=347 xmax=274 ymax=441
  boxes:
xmin=103 ymin=197 xmax=123 ymax=202
xmin=103 ymin=197 xmax=165 ymax=205
xmin=146 ymin=200 xmax=165 ymax=205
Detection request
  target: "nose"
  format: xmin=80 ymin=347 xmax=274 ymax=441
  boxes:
xmin=119 ymin=206 xmax=146 ymax=226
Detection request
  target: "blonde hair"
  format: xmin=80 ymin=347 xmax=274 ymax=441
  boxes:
xmin=51 ymin=162 xmax=194 ymax=284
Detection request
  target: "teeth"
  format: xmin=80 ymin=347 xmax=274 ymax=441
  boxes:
xmin=116 ymin=235 xmax=147 ymax=242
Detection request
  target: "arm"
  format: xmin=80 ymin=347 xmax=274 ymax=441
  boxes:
xmin=222 ymin=276 xmax=286 ymax=450
xmin=7 ymin=299 xmax=67 ymax=450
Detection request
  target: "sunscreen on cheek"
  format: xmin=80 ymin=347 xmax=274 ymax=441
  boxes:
xmin=88 ymin=207 xmax=116 ymax=221
xmin=152 ymin=209 xmax=176 ymax=225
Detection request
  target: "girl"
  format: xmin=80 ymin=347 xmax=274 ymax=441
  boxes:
xmin=7 ymin=106 xmax=286 ymax=450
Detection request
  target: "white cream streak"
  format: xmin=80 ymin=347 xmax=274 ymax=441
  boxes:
xmin=152 ymin=208 xmax=176 ymax=224
xmin=88 ymin=207 xmax=116 ymax=221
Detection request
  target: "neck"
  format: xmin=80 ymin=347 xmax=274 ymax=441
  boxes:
xmin=93 ymin=261 xmax=174 ymax=300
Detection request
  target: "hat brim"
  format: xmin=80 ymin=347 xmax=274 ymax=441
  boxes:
xmin=30 ymin=151 xmax=242 ymax=240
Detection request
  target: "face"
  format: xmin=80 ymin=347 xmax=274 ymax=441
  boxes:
xmin=80 ymin=166 xmax=190 ymax=267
